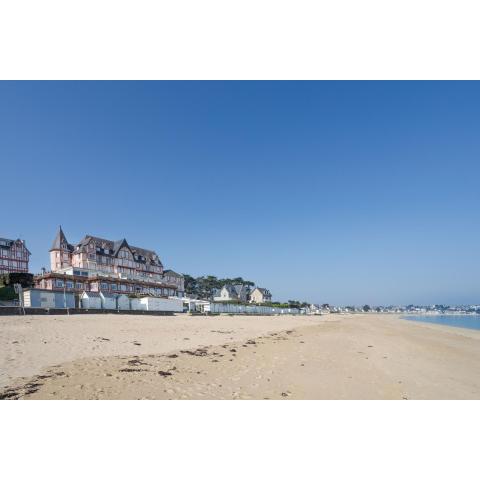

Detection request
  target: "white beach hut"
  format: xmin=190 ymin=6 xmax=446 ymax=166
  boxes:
xmin=100 ymin=292 xmax=117 ymax=310
xmin=139 ymin=296 xmax=184 ymax=312
xmin=130 ymin=297 xmax=147 ymax=311
xmin=80 ymin=291 xmax=102 ymax=309
xmin=116 ymin=294 xmax=130 ymax=310
xmin=22 ymin=289 xmax=75 ymax=309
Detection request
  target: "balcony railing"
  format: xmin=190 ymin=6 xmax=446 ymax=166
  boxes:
xmin=36 ymin=268 xmax=175 ymax=287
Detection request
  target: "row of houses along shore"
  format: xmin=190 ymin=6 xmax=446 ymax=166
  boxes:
xmin=1 ymin=228 xmax=285 ymax=314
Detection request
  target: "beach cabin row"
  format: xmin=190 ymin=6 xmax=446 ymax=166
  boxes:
xmin=206 ymin=302 xmax=302 ymax=315
xmin=80 ymin=292 xmax=183 ymax=312
xmin=22 ymin=288 xmax=184 ymax=312
xmin=80 ymin=292 xmax=130 ymax=310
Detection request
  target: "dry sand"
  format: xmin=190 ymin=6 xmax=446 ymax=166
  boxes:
xmin=1 ymin=313 xmax=480 ymax=399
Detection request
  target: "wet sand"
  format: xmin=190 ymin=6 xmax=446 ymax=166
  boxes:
xmin=1 ymin=313 xmax=480 ymax=399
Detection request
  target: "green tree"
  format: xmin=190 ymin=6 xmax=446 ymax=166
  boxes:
xmin=182 ymin=274 xmax=256 ymax=299
xmin=182 ymin=274 xmax=198 ymax=296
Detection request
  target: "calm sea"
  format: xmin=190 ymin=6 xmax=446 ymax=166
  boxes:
xmin=402 ymin=314 xmax=480 ymax=331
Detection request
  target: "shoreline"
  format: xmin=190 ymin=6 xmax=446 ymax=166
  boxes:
xmin=399 ymin=315 xmax=480 ymax=336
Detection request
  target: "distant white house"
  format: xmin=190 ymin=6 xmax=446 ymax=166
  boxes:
xmin=249 ymin=287 xmax=272 ymax=304
xmin=213 ymin=284 xmax=250 ymax=303
xmin=305 ymin=303 xmax=322 ymax=315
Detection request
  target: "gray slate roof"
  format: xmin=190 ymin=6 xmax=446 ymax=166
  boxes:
xmin=0 ymin=238 xmax=14 ymax=246
xmin=82 ymin=291 xmax=102 ymax=298
xmin=254 ymin=287 xmax=271 ymax=295
xmin=0 ymin=237 xmax=31 ymax=254
xmin=163 ymin=270 xmax=184 ymax=278
xmin=50 ymin=227 xmax=74 ymax=252
xmin=222 ymin=284 xmax=250 ymax=298
xmin=62 ymin=231 xmax=162 ymax=266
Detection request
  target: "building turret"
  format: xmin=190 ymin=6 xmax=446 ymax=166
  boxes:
xmin=49 ymin=226 xmax=73 ymax=271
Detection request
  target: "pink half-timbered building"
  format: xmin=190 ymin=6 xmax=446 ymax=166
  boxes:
xmin=34 ymin=227 xmax=184 ymax=297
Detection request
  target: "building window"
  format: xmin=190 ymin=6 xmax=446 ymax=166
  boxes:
xmin=56 ymin=280 xmax=64 ymax=287
xmin=66 ymin=281 xmax=74 ymax=289
xmin=76 ymin=283 xmax=84 ymax=289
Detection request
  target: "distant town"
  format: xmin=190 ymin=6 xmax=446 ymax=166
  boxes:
xmin=1 ymin=230 xmax=479 ymax=315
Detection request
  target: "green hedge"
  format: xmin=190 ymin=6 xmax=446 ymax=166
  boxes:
xmin=0 ymin=273 xmax=34 ymax=288
xmin=0 ymin=286 xmax=17 ymax=301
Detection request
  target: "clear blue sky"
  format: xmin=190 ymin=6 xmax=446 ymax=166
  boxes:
xmin=1 ymin=81 xmax=479 ymax=305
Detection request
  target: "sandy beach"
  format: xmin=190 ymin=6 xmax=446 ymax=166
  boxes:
xmin=1 ymin=313 xmax=480 ymax=400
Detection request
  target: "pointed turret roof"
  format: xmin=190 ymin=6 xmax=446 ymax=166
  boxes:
xmin=50 ymin=226 xmax=72 ymax=251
